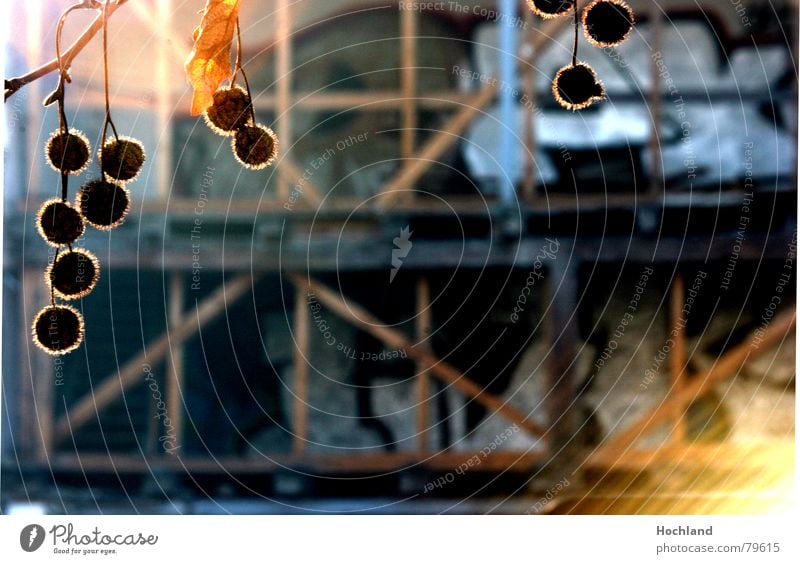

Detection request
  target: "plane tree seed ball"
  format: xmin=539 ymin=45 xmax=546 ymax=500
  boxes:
xmin=47 ymin=249 xmax=100 ymax=300
xmin=552 ymin=63 xmax=605 ymax=110
xmin=100 ymin=136 xmax=146 ymax=182
xmin=32 ymin=304 xmax=84 ymax=355
xmin=36 ymin=199 xmax=85 ymax=247
xmin=527 ymin=0 xmax=575 ymax=19
xmin=583 ymin=0 xmax=635 ymax=47
xmin=45 ymin=129 xmax=91 ymax=174
xmin=204 ymin=86 xmax=253 ymax=135
xmin=77 ymin=179 xmax=131 ymax=230
xmin=232 ymin=124 xmax=278 ymax=170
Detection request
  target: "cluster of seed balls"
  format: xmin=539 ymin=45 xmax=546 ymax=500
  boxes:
xmin=527 ymin=0 xmax=635 ymax=110
xmin=32 ymin=129 xmax=145 ymax=354
xmin=203 ymin=85 xmax=278 ymax=169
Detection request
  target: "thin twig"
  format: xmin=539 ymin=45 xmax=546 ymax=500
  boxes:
xmin=4 ymin=0 xmax=128 ymax=102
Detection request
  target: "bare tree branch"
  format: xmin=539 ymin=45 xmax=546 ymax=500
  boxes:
xmin=4 ymin=0 xmax=128 ymax=102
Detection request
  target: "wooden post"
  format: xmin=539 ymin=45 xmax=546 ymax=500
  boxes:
xmin=292 ymin=284 xmax=310 ymax=453
xmin=156 ymin=0 xmax=173 ymax=199
xmin=276 ymin=0 xmax=292 ymax=200
xmin=669 ymin=275 xmax=686 ymax=441
xmin=166 ymin=271 xmax=185 ymax=449
xmin=521 ymin=9 xmax=537 ymax=201
xmin=546 ymin=254 xmax=580 ymax=451
xmin=401 ymin=7 xmax=417 ymax=163
xmin=415 ymin=277 xmax=431 ymax=454
xmin=648 ymin=4 xmax=664 ymax=195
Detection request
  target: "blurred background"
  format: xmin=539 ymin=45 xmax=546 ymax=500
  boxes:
xmin=1 ymin=0 xmax=796 ymax=514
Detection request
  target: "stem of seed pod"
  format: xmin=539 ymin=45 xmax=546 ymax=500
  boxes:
xmin=235 ymin=18 xmax=257 ymax=124
xmin=101 ymin=0 xmax=119 ymax=142
xmin=572 ymin=0 xmax=579 ymax=67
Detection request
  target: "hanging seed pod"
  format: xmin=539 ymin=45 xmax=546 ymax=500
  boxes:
xmin=32 ymin=304 xmax=84 ymax=355
xmin=36 ymin=199 xmax=85 ymax=247
xmin=526 ymin=0 xmax=575 ymax=19
xmin=583 ymin=0 xmax=634 ymax=47
xmin=99 ymin=136 xmax=146 ymax=183
xmin=232 ymin=124 xmax=279 ymax=170
xmin=45 ymin=129 xmax=91 ymax=175
xmin=204 ymin=86 xmax=253 ymax=135
xmin=552 ymin=62 xmax=605 ymax=110
xmin=76 ymin=179 xmax=130 ymax=230
xmin=46 ymin=248 xmax=100 ymax=300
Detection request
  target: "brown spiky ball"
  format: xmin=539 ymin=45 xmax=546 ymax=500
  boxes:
xmin=100 ymin=136 xmax=146 ymax=183
xmin=583 ymin=0 xmax=634 ymax=47
xmin=36 ymin=199 xmax=85 ymax=247
xmin=232 ymin=124 xmax=278 ymax=170
xmin=46 ymin=248 xmax=100 ymax=300
xmin=45 ymin=129 xmax=91 ymax=175
xmin=32 ymin=304 xmax=84 ymax=355
xmin=552 ymin=62 xmax=605 ymax=110
xmin=76 ymin=179 xmax=130 ymax=230
xmin=204 ymin=86 xmax=253 ymax=135
xmin=526 ymin=0 xmax=575 ymax=19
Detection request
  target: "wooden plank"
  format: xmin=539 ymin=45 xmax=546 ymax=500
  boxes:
xmin=669 ymin=275 xmax=686 ymax=441
xmin=43 ymin=450 xmax=547 ymax=474
xmin=591 ymin=308 xmax=795 ymax=464
xmin=54 ymin=273 xmax=256 ymax=442
xmin=401 ymin=7 xmax=417 ymax=161
xmin=166 ymin=272 xmax=185 ymax=450
xmin=546 ymin=256 xmax=580 ymax=450
xmin=415 ymin=277 xmax=431 ymax=454
xmin=291 ymin=275 xmax=547 ymax=438
xmin=276 ymin=0 xmax=292 ymax=199
xmin=291 ymin=284 xmax=310 ymax=453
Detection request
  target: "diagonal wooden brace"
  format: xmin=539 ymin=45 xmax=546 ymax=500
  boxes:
xmin=291 ymin=274 xmax=548 ymax=439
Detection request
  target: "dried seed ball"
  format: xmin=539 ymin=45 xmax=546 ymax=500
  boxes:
xmin=204 ymin=85 xmax=253 ymax=135
xmin=36 ymin=199 xmax=85 ymax=247
xmin=526 ymin=0 xmax=574 ymax=19
xmin=232 ymin=124 xmax=278 ymax=170
xmin=32 ymin=304 xmax=84 ymax=355
xmin=583 ymin=0 xmax=634 ymax=47
xmin=45 ymin=129 xmax=90 ymax=174
xmin=76 ymin=179 xmax=130 ymax=230
xmin=552 ymin=62 xmax=605 ymax=110
xmin=46 ymin=248 xmax=99 ymax=300
xmin=100 ymin=136 xmax=146 ymax=183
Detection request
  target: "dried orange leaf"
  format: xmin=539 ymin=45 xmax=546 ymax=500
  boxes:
xmin=185 ymin=0 xmax=242 ymax=115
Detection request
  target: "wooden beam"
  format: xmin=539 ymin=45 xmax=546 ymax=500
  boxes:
xmin=521 ymin=9 xmax=537 ymax=201
xmin=669 ymin=275 xmax=686 ymax=441
xmin=376 ymin=84 xmax=497 ymax=208
xmin=546 ymin=256 xmax=580 ymax=450
xmin=415 ymin=277 xmax=431 ymax=454
xmin=276 ymin=0 xmax=292 ymax=199
xmin=291 ymin=275 xmax=547 ymax=439
xmin=54 ymin=273 xmax=256 ymax=442
xmin=591 ymin=308 xmax=795 ymax=464
xmin=375 ymin=13 xmax=576 ymax=208
xmin=278 ymin=158 xmax=323 ymax=206
xmin=291 ymin=284 xmax=310 ymax=453
xmin=166 ymin=272 xmax=185 ymax=450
